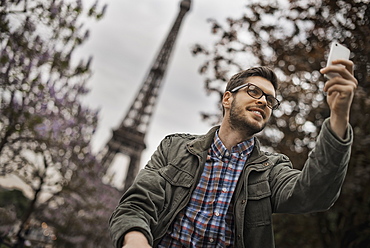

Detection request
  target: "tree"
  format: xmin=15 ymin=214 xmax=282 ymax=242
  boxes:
xmin=0 ymin=188 xmax=30 ymax=246
xmin=0 ymin=0 xmax=118 ymax=247
xmin=35 ymin=155 xmax=121 ymax=247
xmin=193 ymin=0 xmax=369 ymax=247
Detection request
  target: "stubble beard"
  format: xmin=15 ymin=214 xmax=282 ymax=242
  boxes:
xmin=228 ymin=99 xmax=267 ymax=138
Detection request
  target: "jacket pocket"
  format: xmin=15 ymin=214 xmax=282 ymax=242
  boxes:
xmin=245 ymin=180 xmax=272 ymax=227
xmin=157 ymin=164 xmax=194 ymax=223
xmin=158 ymin=163 xmax=194 ymax=188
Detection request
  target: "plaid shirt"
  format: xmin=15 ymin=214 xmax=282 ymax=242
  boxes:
xmin=158 ymin=131 xmax=254 ymax=247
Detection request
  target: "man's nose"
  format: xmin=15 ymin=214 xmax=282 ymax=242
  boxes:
xmin=256 ymin=95 xmax=268 ymax=106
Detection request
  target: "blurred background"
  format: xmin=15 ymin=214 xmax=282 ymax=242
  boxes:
xmin=0 ymin=0 xmax=369 ymax=247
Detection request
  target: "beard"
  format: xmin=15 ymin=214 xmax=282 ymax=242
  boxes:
xmin=228 ymin=99 xmax=267 ymax=138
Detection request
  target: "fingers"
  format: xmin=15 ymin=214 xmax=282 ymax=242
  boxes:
xmin=323 ymin=76 xmax=357 ymax=94
xmin=332 ymin=59 xmax=354 ymax=74
xmin=325 ymin=83 xmax=354 ymax=100
xmin=320 ymin=62 xmax=354 ymax=81
xmin=320 ymin=59 xmax=358 ymax=93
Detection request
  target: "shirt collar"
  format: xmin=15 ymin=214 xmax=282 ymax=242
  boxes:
xmin=212 ymin=130 xmax=255 ymax=158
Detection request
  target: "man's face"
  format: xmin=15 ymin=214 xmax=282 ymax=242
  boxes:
xmin=227 ymin=76 xmax=275 ymax=136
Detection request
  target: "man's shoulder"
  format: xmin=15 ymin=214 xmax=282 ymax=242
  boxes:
xmin=164 ymin=132 xmax=200 ymax=140
xmin=263 ymin=151 xmax=290 ymax=163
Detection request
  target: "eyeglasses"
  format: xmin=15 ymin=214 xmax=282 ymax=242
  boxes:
xmin=230 ymin=83 xmax=280 ymax=110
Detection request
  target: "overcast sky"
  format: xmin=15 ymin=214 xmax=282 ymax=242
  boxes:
xmin=78 ymin=0 xmax=247 ymax=186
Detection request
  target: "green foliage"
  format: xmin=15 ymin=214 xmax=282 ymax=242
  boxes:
xmin=194 ymin=0 xmax=370 ymax=247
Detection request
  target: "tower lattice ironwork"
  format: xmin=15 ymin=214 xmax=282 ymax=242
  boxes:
xmin=101 ymin=0 xmax=192 ymax=192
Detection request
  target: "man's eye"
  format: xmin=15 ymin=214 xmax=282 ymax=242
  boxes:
xmin=248 ymin=89 xmax=260 ymax=95
xmin=266 ymin=97 xmax=274 ymax=104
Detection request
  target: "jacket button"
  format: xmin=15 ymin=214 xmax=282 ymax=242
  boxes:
xmin=241 ymin=200 xmax=246 ymax=204
xmin=263 ymin=162 xmax=269 ymax=166
xmin=238 ymin=234 xmax=241 ymax=239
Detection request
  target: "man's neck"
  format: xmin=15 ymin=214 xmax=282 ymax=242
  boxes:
xmin=218 ymin=122 xmax=253 ymax=151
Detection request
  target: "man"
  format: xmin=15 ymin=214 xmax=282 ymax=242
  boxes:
xmin=109 ymin=60 xmax=357 ymax=248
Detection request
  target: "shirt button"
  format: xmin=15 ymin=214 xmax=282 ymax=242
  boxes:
xmin=222 ymin=188 xmax=227 ymax=193
xmin=215 ymin=211 xmax=220 ymax=216
xmin=209 ymin=238 xmax=214 ymax=243
xmin=225 ymin=151 xmax=230 ymax=156
xmin=228 ymin=164 xmax=233 ymax=169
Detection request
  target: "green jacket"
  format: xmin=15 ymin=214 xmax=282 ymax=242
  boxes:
xmin=109 ymin=118 xmax=353 ymax=248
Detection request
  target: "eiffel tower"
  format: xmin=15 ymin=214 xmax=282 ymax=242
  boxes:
xmin=101 ymin=0 xmax=192 ymax=192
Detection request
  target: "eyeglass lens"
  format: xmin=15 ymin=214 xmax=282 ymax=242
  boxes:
xmin=247 ymin=85 xmax=278 ymax=109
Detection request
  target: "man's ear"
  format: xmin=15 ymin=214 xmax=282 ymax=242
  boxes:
xmin=222 ymin=91 xmax=233 ymax=111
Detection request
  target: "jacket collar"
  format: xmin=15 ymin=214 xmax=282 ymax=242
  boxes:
xmin=187 ymin=126 xmax=267 ymax=160
xmin=187 ymin=126 xmax=271 ymax=173
xmin=187 ymin=126 xmax=220 ymax=154
xmin=247 ymin=138 xmax=269 ymax=165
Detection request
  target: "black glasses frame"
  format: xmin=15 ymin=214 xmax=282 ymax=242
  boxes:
xmin=230 ymin=83 xmax=280 ymax=110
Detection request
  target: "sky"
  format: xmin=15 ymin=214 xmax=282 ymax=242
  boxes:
xmin=77 ymin=0 xmax=247 ymax=187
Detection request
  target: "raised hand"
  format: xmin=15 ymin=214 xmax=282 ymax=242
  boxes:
xmin=320 ymin=59 xmax=358 ymax=138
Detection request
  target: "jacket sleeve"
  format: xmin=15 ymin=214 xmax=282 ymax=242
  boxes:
xmin=109 ymin=136 xmax=171 ymax=248
xmin=270 ymin=118 xmax=353 ymax=214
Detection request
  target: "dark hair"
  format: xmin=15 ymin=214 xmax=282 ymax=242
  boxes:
xmin=222 ymin=66 xmax=279 ymax=115
xmin=225 ymin=66 xmax=278 ymax=93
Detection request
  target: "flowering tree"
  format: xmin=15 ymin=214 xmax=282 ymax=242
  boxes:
xmin=0 ymin=0 xmax=119 ymax=247
xmin=35 ymin=155 xmax=121 ymax=247
xmin=193 ymin=0 xmax=369 ymax=247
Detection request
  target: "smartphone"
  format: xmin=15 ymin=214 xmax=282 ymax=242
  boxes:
xmin=325 ymin=42 xmax=350 ymax=79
